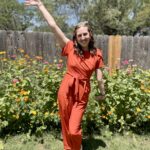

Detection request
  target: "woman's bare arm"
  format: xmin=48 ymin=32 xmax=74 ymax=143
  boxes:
xmin=25 ymin=0 xmax=69 ymax=48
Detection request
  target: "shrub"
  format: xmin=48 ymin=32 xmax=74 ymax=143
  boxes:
xmin=0 ymin=50 xmax=150 ymax=134
xmin=85 ymin=62 xmax=150 ymax=133
xmin=0 ymin=50 xmax=64 ymax=134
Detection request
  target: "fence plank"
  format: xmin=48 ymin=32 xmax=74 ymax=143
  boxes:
xmin=0 ymin=31 xmax=7 ymax=51
xmin=95 ymin=35 xmax=108 ymax=64
xmin=108 ymin=35 xmax=121 ymax=74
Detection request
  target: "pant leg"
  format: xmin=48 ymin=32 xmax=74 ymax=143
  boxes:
xmin=69 ymin=97 xmax=88 ymax=150
xmin=58 ymin=93 xmax=73 ymax=150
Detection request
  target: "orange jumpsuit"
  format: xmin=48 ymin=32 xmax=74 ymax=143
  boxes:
xmin=58 ymin=41 xmax=103 ymax=150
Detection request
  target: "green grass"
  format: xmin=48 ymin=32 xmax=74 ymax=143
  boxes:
xmin=0 ymin=130 xmax=150 ymax=150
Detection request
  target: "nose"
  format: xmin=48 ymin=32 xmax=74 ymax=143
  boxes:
xmin=81 ymin=35 xmax=85 ymax=40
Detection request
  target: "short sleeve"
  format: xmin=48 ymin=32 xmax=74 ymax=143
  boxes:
xmin=95 ymin=49 xmax=104 ymax=69
xmin=61 ymin=40 xmax=74 ymax=56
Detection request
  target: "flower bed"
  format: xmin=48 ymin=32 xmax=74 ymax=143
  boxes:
xmin=0 ymin=50 xmax=150 ymax=134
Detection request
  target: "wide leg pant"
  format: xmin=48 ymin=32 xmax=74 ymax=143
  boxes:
xmin=58 ymin=78 xmax=89 ymax=150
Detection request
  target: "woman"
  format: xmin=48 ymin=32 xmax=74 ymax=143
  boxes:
xmin=25 ymin=1 xmax=105 ymax=150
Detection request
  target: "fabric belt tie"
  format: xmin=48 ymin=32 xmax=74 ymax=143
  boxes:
xmin=66 ymin=72 xmax=89 ymax=101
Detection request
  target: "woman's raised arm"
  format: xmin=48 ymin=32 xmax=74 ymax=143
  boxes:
xmin=25 ymin=0 xmax=69 ymax=48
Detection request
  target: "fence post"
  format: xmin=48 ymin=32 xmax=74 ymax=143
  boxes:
xmin=108 ymin=35 xmax=122 ymax=75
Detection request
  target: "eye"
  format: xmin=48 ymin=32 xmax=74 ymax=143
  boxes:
xmin=77 ymin=34 xmax=82 ymax=38
xmin=83 ymin=33 xmax=88 ymax=36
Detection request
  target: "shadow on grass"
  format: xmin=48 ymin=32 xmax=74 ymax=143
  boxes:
xmin=82 ymin=136 xmax=106 ymax=150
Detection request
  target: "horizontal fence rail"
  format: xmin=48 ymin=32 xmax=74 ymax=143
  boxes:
xmin=0 ymin=30 xmax=150 ymax=69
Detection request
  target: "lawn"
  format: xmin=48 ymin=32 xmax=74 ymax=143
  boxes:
xmin=1 ymin=130 xmax=150 ymax=150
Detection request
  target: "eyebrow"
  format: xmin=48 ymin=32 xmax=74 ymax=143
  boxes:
xmin=77 ymin=32 xmax=88 ymax=36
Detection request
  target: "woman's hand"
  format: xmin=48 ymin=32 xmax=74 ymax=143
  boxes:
xmin=25 ymin=0 xmax=42 ymax=7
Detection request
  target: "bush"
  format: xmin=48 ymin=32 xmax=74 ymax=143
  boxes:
xmin=0 ymin=51 xmax=150 ymax=134
xmin=84 ymin=61 xmax=150 ymax=133
xmin=0 ymin=50 xmax=64 ymax=134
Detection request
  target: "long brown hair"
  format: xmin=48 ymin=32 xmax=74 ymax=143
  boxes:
xmin=72 ymin=21 xmax=96 ymax=56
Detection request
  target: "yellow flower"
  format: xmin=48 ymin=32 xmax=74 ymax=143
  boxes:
xmin=101 ymin=115 xmax=107 ymax=119
xmin=146 ymin=115 xmax=150 ymax=119
xmin=140 ymin=84 xmax=145 ymax=90
xmin=24 ymin=96 xmax=29 ymax=102
xmin=53 ymin=102 xmax=57 ymax=106
xmin=18 ymin=48 xmax=25 ymax=53
xmin=20 ymin=90 xmax=29 ymax=95
xmin=18 ymin=59 xmax=26 ymax=65
xmin=16 ymin=98 xmax=20 ymax=102
xmin=136 ymin=107 xmax=141 ymax=113
xmin=25 ymin=54 xmax=30 ymax=58
xmin=30 ymin=110 xmax=37 ymax=115
xmin=101 ymin=106 xmax=105 ymax=110
xmin=50 ymin=112 xmax=54 ymax=116
xmin=0 ymin=51 xmax=6 ymax=55
xmin=13 ymin=114 xmax=19 ymax=119
xmin=140 ymin=81 xmax=150 ymax=93
xmin=44 ymin=112 xmax=49 ymax=116
xmin=107 ymin=111 xmax=112 ymax=115
xmin=43 ymin=66 xmax=49 ymax=73
xmin=144 ymin=89 xmax=150 ymax=93
xmin=16 ymin=114 xmax=19 ymax=119
xmin=1 ymin=58 xmax=7 ymax=61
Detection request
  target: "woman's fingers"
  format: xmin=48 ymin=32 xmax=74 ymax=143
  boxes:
xmin=24 ymin=0 xmax=40 ymax=6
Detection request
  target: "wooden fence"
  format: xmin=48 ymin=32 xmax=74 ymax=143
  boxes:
xmin=0 ymin=30 xmax=150 ymax=69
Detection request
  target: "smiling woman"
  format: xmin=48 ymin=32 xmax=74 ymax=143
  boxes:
xmin=24 ymin=0 xmax=105 ymax=150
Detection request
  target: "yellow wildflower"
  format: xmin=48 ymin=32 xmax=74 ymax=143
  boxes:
xmin=144 ymin=89 xmax=150 ymax=93
xmin=53 ymin=102 xmax=57 ymax=106
xmin=1 ymin=58 xmax=7 ymax=61
xmin=18 ymin=59 xmax=26 ymax=65
xmin=13 ymin=114 xmax=19 ymax=119
xmin=50 ymin=112 xmax=54 ymax=116
xmin=24 ymin=96 xmax=29 ymax=102
xmin=20 ymin=90 xmax=29 ymax=95
xmin=30 ymin=110 xmax=37 ymax=115
xmin=146 ymin=115 xmax=150 ymax=119
xmin=43 ymin=66 xmax=49 ymax=73
xmin=101 ymin=115 xmax=107 ymax=119
xmin=16 ymin=114 xmax=19 ymax=119
xmin=0 ymin=51 xmax=6 ymax=55
xmin=25 ymin=54 xmax=30 ymax=58
xmin=16 ymin=98 xmax=20 ymax=102
xmin=101 ymin=107 xmax=105 ymax=111
xmin=107 ymin=111 xmax=112 ymax=115
xmin=136 ymin=107 xmax=141 ymax=113
xmin=44 ymin=112 xmax=49 ymax=116
xmin=18 ymin=48 xmax=25 ymax=53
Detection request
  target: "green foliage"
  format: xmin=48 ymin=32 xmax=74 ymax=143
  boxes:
xmin=30 ymin=0 xmax=71 ymax=33
xmin=87 ymin=62 xmax=150 ymax=133
xmin=62 ymin=0 xmax=150 ymax=35
xmin=0 ymin=50 xmax=64 ymax=134
xmin=0 ymin=0 xmax=33 ymax=31
xmin=0 ymin=51 xmax=150 ymax=135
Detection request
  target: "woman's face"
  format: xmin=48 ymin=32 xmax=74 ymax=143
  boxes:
xmin=76 ymin=26 xmax=91 ymax=50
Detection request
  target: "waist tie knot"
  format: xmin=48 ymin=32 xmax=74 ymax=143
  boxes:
xmin=66 ymin=72 xmax=89 ymax=101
